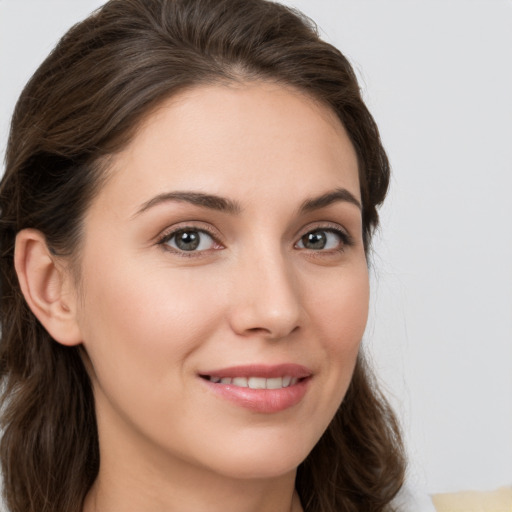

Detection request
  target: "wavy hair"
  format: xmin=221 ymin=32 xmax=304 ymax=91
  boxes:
xmin=0 ymin=1 xmax=405 ymax=511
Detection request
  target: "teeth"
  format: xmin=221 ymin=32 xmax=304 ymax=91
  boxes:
xmin=208 ymin=375 xmax=299 ymax=389
xmin=266 ymin=377 xmax=283 ymax=389
xmin=232 ymin=377 xmax=248 ymax=387
xmin=248 ymin=377 xmax=266 ymax=389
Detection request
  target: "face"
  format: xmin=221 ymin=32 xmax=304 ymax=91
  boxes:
xmin=73 ymin=82 xmax=369 ymax=481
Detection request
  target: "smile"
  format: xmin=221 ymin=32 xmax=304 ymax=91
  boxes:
xmin=199 ymin=364 xmax=312 ymax=413
xmin=202 ymin=376 xmax=300 ymax=389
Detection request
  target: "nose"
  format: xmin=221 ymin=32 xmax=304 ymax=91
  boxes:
xmin=228 ymin=249 xmax=302 ymax=340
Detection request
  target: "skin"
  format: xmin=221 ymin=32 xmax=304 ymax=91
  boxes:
xmin=48 ymin=82 xmax=369 ymax=512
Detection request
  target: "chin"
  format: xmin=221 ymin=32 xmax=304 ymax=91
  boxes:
xmin=214 ymin=457 xmax=302 ymax=481
xmin=200 ymin=433 xmax=315 ymax=480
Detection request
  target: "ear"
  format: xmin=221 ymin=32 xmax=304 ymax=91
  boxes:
xmin=14 ymin=229 xmax=82 ymax=346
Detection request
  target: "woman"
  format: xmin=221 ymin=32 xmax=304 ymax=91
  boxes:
xmin=0 ymin=0 xmax=406 ymax=511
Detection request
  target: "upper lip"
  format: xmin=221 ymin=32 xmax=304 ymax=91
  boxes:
xmin=199 ymin=364 xmax=312 ymax=379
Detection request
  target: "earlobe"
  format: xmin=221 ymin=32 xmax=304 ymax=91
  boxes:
xmin=14 ymin=229 xmax=82 ymax=346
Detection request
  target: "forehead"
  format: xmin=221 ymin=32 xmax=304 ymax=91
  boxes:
xmin=93 ymin=81 xmax=360 ymax=216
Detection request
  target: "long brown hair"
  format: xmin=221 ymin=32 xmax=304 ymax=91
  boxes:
xmin=0 ymin=1 xmax=405 ymax=511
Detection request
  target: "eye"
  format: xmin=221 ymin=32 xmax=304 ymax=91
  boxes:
xmin=295 ymin=228 xmax=349 ymax=251
xmin=160 ymin=228 xmax=218 ymax=252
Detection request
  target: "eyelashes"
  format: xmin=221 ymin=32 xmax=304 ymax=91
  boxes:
xmin=157 ymin=225 xmax=222 ymax=256
xmin=157 ymin=223 xmax=354 ymax=257
xmin=295 ymin=227 xmax=353 ymax=251
xmin=160 ymin=228 xmax=220 ymax=252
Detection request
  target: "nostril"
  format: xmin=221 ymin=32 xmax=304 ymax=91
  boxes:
xmin=244 ymin=324 xmax=300 ymax=339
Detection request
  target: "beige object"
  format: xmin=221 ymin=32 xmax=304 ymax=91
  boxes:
xmin=432 ymin=487 xmax=512 ymax=512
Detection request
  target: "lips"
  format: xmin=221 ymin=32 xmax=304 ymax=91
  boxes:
xmin=199 ymin=364 xmax=312 ymax=413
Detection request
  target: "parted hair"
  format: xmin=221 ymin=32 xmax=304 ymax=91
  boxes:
xmin=0 ymin=1 xmax=405 ymax=511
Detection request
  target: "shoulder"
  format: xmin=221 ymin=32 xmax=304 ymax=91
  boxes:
xmin=431 ymin=487 xmax=512 ymax=512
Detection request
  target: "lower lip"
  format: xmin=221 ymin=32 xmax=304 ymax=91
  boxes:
xmin=201 ymin=378 xmax=310 ymax=413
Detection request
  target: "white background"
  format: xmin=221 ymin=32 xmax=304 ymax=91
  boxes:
xmin=1 ymin=0 xmax=511 ymax=496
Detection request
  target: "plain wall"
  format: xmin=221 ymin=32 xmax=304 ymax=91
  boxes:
xmin=1 ymin=0 xmax=511 ymax=496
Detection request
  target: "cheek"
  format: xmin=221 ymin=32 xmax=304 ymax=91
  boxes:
xmin=306 ymin=262 xmax=369 ymax=401
xmin=76 ymin=255 xmax=223 ymax=387
xmin=76 ymin=258 xmax=229 ymax=452
xmin=311 ymin=261 xmax=370 ymax=352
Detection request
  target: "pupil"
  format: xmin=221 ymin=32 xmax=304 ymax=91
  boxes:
xmin=303 ymin=231 xmax=326 ymax=250
xmin=176 ymin=231 xmax=200 ymax=251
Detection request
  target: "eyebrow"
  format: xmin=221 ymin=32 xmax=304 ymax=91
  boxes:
xmin=134 ymin=187 xmax=361 ymax=218
xmin=134 ymin=191 xmax=242 ymax=217
xmin=299 ymin=188 xmax=361 ymax=213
